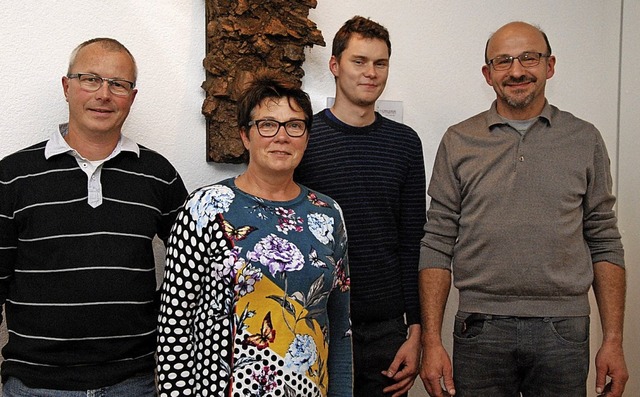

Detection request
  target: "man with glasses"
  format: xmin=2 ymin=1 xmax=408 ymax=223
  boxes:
xmin=295 ymin=16 xmax=426 ymax=397
xmin=0 ymin=38 xmax=187 ymax=395
xmin=419 ymin=21 xmax=628 ymax=397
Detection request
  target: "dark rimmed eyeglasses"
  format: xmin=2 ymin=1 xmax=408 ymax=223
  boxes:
xmin=66 ymin=73 xmax=135 ymax=96
xmin=248 ymin=119 xmax=308 ymax=138
xmin=487 ymin=52 xmax=550 ymax=71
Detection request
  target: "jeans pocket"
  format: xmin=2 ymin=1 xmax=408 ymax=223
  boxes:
xmin=453 ymin=313 xmax=486 ymax=341
xmin=548 ymin=316 xmax=590 ymax=345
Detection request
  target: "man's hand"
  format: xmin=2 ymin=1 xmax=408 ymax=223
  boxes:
xmin=419 ymin=342 xmax=455 ymax=397
xmin=381 ymin=324 xmax=421 ymax=397
xmin=418 ymin=268 xmax=455 ymax=396
xmin=595 ymin=340 xmax=628 ymax=397
xmin=592 ymin=262 xmax=628 ymax=397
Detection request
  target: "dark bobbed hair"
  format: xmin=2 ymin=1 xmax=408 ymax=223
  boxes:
xmin=236 ymin=71 xmax=313 ymax=135
xmin=484 ymin=23 xmax=552 ymax=64
xmin=332 ymin=15 xmax=391 ymax=59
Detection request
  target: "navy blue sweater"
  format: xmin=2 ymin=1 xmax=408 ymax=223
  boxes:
xmin=295 ymin=110 xmax=426 ymax=325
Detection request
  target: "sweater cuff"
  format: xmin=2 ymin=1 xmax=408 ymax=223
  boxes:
xmin=418 ymin=245 xmax=452 ymax=271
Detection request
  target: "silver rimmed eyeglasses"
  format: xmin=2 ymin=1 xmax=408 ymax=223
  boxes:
xmin=66 ymin=73 xmax=136 ymax=96
xmin=248 ymin=119 xmax=308 ymax=138
xmin=487 ymin=52 xmax=550 ymax=71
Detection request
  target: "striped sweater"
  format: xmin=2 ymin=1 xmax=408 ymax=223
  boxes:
xmin=295 ymin=110 xmax=426 ymax=325
xmin=0 ymin=130 xmax=187 ymax=389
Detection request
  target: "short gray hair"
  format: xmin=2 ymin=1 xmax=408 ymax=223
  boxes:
xmin=67 ymin=38 xmax=138 ymax=82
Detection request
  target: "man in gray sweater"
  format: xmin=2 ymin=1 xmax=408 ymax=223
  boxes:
xmin=418 ymin=21 xmax=628 ymax=397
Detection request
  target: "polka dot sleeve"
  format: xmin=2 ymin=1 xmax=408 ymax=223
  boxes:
xmin=156 ymin=199 xmax=231 ymax=397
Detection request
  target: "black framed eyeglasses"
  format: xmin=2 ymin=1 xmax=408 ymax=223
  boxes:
xmin=248 ymin=119 xmax=308 ymax=138
xmin=66 ymin=73 xmax=136 ymax=96
xmin=487 ymin=52 xmax=550 ymax=71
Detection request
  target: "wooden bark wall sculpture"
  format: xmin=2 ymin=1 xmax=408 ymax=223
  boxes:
xmin=204 ymin=0 xmax=325 ymax=163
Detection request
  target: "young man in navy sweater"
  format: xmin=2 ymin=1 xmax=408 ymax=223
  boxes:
xmin=296 ymin=16 xmax=426 ymax=397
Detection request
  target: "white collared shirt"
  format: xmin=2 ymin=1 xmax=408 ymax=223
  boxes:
xmin=44 ymin=123 xmax=140 ymax=208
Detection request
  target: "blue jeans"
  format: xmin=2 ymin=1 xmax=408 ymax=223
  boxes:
xmin=3 ymin=374 xmax=156 ymax=397
xmin=352 ymin=316 xmax=408 ymax=397
xmin=452 ymin=311 xmax=590 ymax=397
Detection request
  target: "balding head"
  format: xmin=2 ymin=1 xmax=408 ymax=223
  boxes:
xmin=484 ymin=22 xmax=551 ymax=64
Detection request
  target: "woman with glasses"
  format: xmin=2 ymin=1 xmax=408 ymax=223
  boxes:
xmin=156 ymin=72 xmax=353 ymax=397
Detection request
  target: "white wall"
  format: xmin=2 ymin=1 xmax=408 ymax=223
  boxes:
xmin=618 ymin=0 xmax=640 ymax=395
xmin=0 ymin=2 xmax=637 ymax=396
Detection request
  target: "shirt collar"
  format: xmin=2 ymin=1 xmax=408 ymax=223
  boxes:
xmin=44 ymin=123 xmax=140 ymax=160
xmin=487 ymin=100 xmax=553 ymax=129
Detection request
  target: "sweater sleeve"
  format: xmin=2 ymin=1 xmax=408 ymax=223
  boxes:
xmin=157 ymin=169 xmax=188 ymax=244
xmin=398 ymin=132 xmax=427 ymax=325
xmin=326 ymin=209 xmax=353 ymax=396
xmin=582 ymin=130 xmax=624 ymax=267
xmin=419 ymin=131 xmax=460 ymax=271
xmin=0 ymin=163 xmax=17 ymax=320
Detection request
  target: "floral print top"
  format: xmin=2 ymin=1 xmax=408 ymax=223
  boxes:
xmin=157 ymin=178 xmax=352 ymax=397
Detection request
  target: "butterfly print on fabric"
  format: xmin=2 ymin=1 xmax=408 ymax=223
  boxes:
xmin=308 ymin=247 xmax=327 ymax=269
xmin=222 ymin=218 xmax=258 ymax=242
xmin=243 ymin=312 xmax=276 ymax=350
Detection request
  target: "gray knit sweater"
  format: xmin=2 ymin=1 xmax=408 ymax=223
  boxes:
xmin=419 ymin=101 xmax=624 ymax=317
